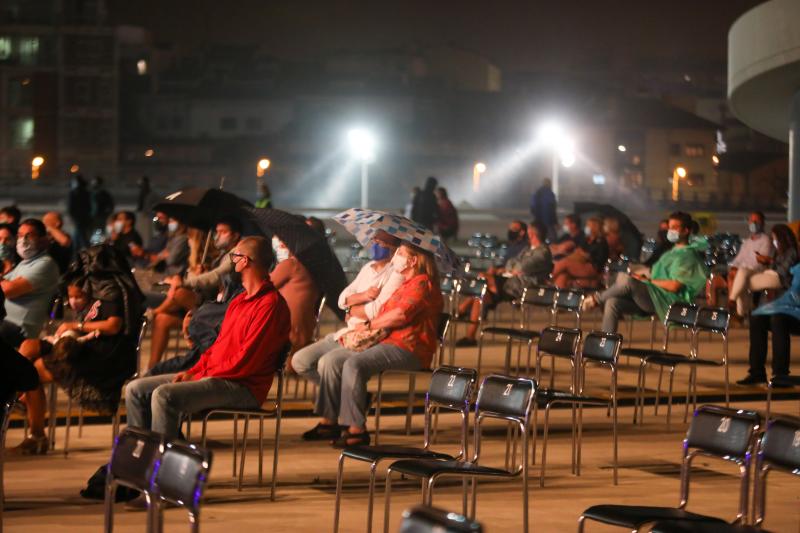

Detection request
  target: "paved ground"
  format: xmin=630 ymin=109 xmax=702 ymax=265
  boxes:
xmin=4 ymin=310 xmax=800 ymax=532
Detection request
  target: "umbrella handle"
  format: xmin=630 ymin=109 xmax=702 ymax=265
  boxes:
xmin=200 ymin=231 xmax=212 ymax=266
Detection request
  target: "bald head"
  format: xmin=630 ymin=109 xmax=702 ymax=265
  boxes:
xmin=238 ymin=236 xmax=274 ymax=270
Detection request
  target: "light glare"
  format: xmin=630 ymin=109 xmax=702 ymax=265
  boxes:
xmin=347 ymin=128 xmax=377 ymax=163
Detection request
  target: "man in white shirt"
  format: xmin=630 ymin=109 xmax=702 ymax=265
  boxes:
xmin=292 ymin=231 xmax=402 ymax=439
xmin=723 ymin=211 xmax=773 ymax=313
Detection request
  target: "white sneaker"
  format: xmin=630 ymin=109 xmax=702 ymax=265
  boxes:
xmin=581 ymin=295 xmax=598 ymax=312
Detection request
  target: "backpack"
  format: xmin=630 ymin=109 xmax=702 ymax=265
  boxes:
xmin=80 ymin=464 xmax=140 ymax=502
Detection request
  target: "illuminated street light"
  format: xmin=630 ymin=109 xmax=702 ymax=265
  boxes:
xmin=536 ymin=120 xmax=576 ymax=196
xmin=617 ymin=144 xmax=627 ymax=152
xmin=672 ymin=165 xmax=688 ymax=202
xmin=70 ymin=164 xmax=80 ymax=173
xmin=31 ymin=155 xmax=44 ymax=180
xmin=347 ymin=128 xmax=377 ymax=208
xmin=144 ymin=148 xmax=154 ymax=158
xmin=711 ymin=154 xmax=720 ymax=166
xmin=257 ymin=158 xmax=271 ymax=178
xmin=473 ymin=162 xmax=487 ymax=192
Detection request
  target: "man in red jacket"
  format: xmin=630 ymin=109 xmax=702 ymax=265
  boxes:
xmin=125 ymin=236 xmax=290 ymax=440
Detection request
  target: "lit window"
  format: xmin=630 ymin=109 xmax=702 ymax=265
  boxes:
xmin=592 ymin=174 xmax=606 ymax=185
xmin=137 ymin=59 xmax=147 ymax=75
xmin=685 ymin=144 xmax=706 ymax=157
xmin=0 ymin=37 xmax=11 ymax=60
xmin=10 ymin=117 xmax=34 ymax=148
xmin=19 ymin=37 xmax=39 ymax=65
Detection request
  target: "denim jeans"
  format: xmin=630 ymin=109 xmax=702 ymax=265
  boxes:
xmin=315 ymin=343 xmax=421 ymax=428
xmin=125 ymin=373 xmax=259 ymax=440
xmin=291 ymin=333 xmax=340 ymax=384
xmin=596 ymin=273 xmax=655 ymax=333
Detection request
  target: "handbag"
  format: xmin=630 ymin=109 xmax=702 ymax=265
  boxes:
xmin=339 ymin=327 xmax=389 ymax=352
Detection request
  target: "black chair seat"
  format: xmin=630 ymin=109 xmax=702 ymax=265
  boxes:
xmin=342 ymin=445 xmax=454 ymax=463
xmin=390 ymin=458 xmax=511 ymax=479
xmin=645 ymin=354 xmax=720 ymax=367
xmin=537 ymin=389 xmax=607 ymax=405
xmin=650 ymin=519 xmax=769 ymax=533
xmin=582 ymin=505 xmax=727 ymax=529
xmin=481 ymin=327 xmax=540 ymax=341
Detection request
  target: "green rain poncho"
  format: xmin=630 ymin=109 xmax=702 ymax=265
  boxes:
xmin=644 ymin=236 xmax=708 ymax=320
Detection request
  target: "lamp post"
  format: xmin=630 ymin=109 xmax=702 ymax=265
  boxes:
xmin=473 ymin=162 xmax=487 ymax=192
xmin=31 ymin=156 xmax=44 ymax=180
xmin=347 ymin=128 xmax=376 ymax=208
xmin=257 ymin=158 xmax=271 ymax=178
xmin=672 ymin=165 xmax=687 ymax=202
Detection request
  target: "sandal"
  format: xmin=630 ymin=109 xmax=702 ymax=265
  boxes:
xmin=331 ymin=430 xmax=370 ymax=449
xmin=302 ymin=423 xmax=344 ymax=441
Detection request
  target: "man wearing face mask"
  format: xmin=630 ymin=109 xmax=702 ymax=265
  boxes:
xmin=583 ymin=211 xmax=708 ymax=333
xmin=269 ymin=235 xmax=321 ymax=354
xmin=0 ymin=219 xmax=60 ymax=347
xmin=720 ymin=211 xmax=773 ymax=315
xmin=503 ymin=220 xmax=529 ymax=261
xmin=551 ymin=216 xmax=608 ymax=289
xmin=0 ymin=223 xmax=17 ymax=275
xmin=109 ymin=211 xmax=143 ymax=263
xmin=550 ymin=214 xmax=586 ymax=260
xmin=292 ymin=231 xmax=403 ymax=395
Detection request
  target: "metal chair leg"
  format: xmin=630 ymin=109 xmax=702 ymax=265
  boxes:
xmin=666 ymin=367 xmax=675 ymax=430
xmin=367 ymin=462 xmax=378 ymax=533
xmin=232 ymin=414 xmax=239 ymax=477
xmin=374 ymin=375 xmax=384 ymax=446
xmin=404 ymin=374 xmax=416 ymax=436
xmin=383 ymin=469 xmax=394 ymax=533
xmin=333 ymin=454 xmax=345 ymax=533
xmin=64 ymin=392 xmax=73 ymax=457
xmin=258 ymin=416 xmax=264 ymax=484
xmin=237 ymin=415 xmax=250 ymax=491
xmin=540 ymin=402 xmax=552 ymax=487
xmin=654 ymin=366 xmax=663 ymax=416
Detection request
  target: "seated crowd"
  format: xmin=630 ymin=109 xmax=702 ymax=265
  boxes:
xmin=1 ymin=198 xmax=799 ymax=474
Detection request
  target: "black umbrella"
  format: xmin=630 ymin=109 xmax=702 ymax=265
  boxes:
xmin=153 ymin=187 xmax=252 ymax=231
xmin=245 ymin=206 xmax=347 ymax=321
xmin=574 ymin=202 xmax=643 ymax=259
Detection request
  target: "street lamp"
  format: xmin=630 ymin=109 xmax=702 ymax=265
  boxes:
xmin=672 ymin=165 xmax=687 ymax=202
xmin=31 ymin=155 xmax=44 ymax=180
xmin=537 ymin=120 xmax=575 ymax=196
xmin=347 ymin=128 xmax=376 ymax=208
xmin=257 ymin=158 xmax=271 ymax=178
xmin=473 ymin=162 xmax=487 ymax=192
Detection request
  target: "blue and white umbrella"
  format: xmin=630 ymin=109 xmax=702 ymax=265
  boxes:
xmin=333 ymin=208 xmax=460 ymax=274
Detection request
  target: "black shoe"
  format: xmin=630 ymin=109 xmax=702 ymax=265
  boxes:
xmin=455 ymin=337 xmax=478 ymax=348
xmin=736 ymin=375 xmax=767 ymax=386
xmin=331 ymin=430 xmax=370 ymax=449
xmin=302 ymin=423 xmax=343 ymax=441
xmin=770 ymin=376 xmax=796 ymax=389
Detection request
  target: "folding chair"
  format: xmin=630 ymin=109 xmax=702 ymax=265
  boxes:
xmin=553 ymin=288 xmax=585 ymax=330
xmin=765 ymin=375 xmax=800 ymax=419
xmin=334 ymin=366 xmax=477 ymax=533
xmin=537 ymin=332 xmax=623 ymax=486
xmin=398 ymin=505 xmax=483 ymax=533
xmin=288 ymin=295 xmax=327 ymax=400
xmin=198 ymin=343 xmax=290 ymax=499
xmin=383 ymin=375 xmax=536 ymax=533
xmin=689 ymin=307 xmax=731 ymax=411
xmin=150 ymin=440 xmax=213 ymax=533
xmin=374 ymin=313 xmax=451 ymax=445
xmin=517 ymin=285 xmax=558 ymax=329
xmin=577 ymin=405 xmax=761 ymax=532
xmin=448 ymin=279 xmax=487 ymax=364
xmin=104 ymin=427 xmax=164 ymax=533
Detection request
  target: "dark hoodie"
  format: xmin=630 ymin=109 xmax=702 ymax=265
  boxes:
xmin=411 ymin=176 xmax=439 ymax=229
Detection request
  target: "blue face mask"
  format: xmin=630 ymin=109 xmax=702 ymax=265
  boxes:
xmin=369 ymin=242 xmax=392 ymax=261
xmin=0 ymin=243 xmax=12 ymax=260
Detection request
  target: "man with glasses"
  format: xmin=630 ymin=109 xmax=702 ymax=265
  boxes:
xmin=125 ymin=236 xmax=290 ymax=443
xmin=0 ymin=219 xmax=59 ymax=348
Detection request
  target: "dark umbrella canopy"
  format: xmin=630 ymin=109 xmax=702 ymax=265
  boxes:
xmin=574 ymin=202 xmax=643 ymax=259
xmin=153 ymin=187 xmax=252 ymax=231
xmin=245 ymin=207 xmax=347 ymax=321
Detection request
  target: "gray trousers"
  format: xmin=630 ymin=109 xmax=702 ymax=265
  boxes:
xmin=315 ymin=343 xmax=421 ymax=428
xmin=291 ymin=333 xmax=340 ymax=384
xmin=125 ymin=373 xmax=259 ymax=440
xmin=596 ymin=273 xmax=656 ymax=333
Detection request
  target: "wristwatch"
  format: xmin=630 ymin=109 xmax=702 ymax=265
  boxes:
xmin=364 ymin=318 xmax=371 ymax=330
xmin=344 ymin=306 xmax=352 ymax=315
xmin=77 ymin=320 xmax=85 ymax=332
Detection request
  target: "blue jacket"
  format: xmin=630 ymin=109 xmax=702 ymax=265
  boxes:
xmin=752 ymin=263 xmax=800 ymax=320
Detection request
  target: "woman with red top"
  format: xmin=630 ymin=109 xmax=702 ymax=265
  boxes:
xmin=302 ymin=242 xmax=443 ymax=447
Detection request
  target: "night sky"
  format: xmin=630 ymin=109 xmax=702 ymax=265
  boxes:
xmin=108 ymin=0 xmax=765 ymax=72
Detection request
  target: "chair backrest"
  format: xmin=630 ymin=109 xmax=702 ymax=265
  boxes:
xmin=133 ymin=316 xmax=149 ymax=379
xmin=605 ymin=258 xmax=630 ymax=274
xmin=458 ymin=278 xmax=487 ymax=299
xmin=437 ymin=313 xmax=451 ymax=342
xmin=475 ymin=375 xmax=536 ymax=422
xmin=694 ymin=307 xmax=729 ymax=334
xmin=427 ymin=366 xmax=478 ymax=409
xmin=555 ymin=289 xmax=583 ymax=312
xmin=685 ymin=405 xmax=760 ymax=461
xmin=537 ymin=327 xmax=581 ymax=358
xmin=522 ymin=285 xmax=557 ymax=308
xmin=665 ymin=302 xmax=698 ymax=330
xmin=580 ymin=331 xmax=623 ymax=364
xmin=108 ymin=427 xmax=164 ymax=492
xmin=759 ymin=415 xmax=800 ymax=475
xmin=150 ymin=441 xmax=213 ymax=513
xmin=399 ymin=505 xmax=483 ymax=533
xmin=441 ymin=276 xmax=457 ymax=295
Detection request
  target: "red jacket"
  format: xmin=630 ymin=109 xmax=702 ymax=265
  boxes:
xmin=188 ymin=280 xmax=290 ymax=404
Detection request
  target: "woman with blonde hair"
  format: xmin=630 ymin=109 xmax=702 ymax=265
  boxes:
xmin=301 ymin=242 xmax=443 ymax=447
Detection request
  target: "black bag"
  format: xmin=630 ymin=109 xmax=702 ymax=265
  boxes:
xmin=80 ymin=464 xmax=140 ymax=502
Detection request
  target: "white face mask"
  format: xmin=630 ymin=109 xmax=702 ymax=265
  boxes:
xmin=113 ymin=220 xmax=124 ymax=233
xmin=16 ymin=238 xmax=39 ymax=260
xmin=773 ymin=238 xmax=780 ymax=250
xmin=667 ymin=229 xmax=680 ymax=243
xmin=214 ymin=235 xmax=231 ymax=250
xmin=583 ymin=225 xmax=591 ymax=237
xmin=562 ymin=224 xmax=571 ymax=235
xmin=167 ymin=221 xmax=179 ymax=233
xmin=106 ymin=224 xmax=114 ymax=235
xmin=68 ymin=297 xmax=87 ymax=312
xmin=272 ymin=236 xmax=290 ymax=263
xmin=391 ymin=251 xmax=409 ymax=273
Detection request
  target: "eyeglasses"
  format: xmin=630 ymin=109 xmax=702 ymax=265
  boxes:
xmin=229 ymin=252 xmax=251 ymax=262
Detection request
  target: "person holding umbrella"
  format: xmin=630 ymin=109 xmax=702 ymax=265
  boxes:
xmin=301 ymin=242 xmax=443 ymax=447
